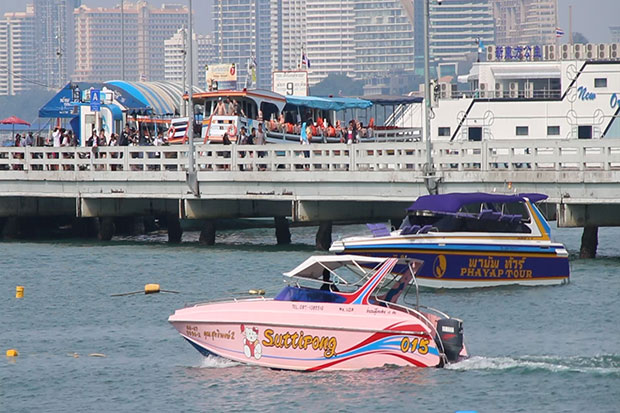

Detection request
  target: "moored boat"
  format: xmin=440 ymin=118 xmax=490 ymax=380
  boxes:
xmin=330 ymin=192 xmax=570 ymax=288
xmin=168 ymin=255 xmax=467 ymax=370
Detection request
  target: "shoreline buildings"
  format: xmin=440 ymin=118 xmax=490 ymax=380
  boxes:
xmin=0 ymin=0 xmax=569 ymax=96
xmin=74 ymin=2 xmax=187 ymax=82
xmin=0 ymin=6 xmax=36 ymax=96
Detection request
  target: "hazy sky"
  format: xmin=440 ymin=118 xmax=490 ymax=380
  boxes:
xmin=0 ymin=0 xmax=617 ymax=42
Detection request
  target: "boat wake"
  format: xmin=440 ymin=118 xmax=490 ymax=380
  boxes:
xmin=446 ymin=354 xmax=620 ymax=375
xmin=199 ymin=355 xmax=240 ymax=369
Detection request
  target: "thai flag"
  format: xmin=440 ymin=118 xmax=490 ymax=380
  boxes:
xmin=302 ymin=52 xmax=311 ymax=68
xmin=555 ymin=27 xmax=565 ymax=37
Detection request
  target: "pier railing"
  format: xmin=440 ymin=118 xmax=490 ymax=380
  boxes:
xmin=2 ymin=139 xmax=620 ymax=175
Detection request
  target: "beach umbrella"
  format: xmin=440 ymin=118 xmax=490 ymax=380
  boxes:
xmin=0 ymin=116 xmax=31 ymax=139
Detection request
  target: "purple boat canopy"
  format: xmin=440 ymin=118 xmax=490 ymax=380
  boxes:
xmin=406 ymin=192 xmax=548 ymax=213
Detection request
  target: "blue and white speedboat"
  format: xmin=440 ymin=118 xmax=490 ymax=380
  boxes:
xmin=330 ymin=193 xmax=570 ymax=288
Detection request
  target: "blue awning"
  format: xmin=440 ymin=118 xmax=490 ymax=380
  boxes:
xmin=407 ymin=192 xmax=548 ymax=213
xmin=285 ymin=95 xmax=373 ymax=111
xmin=38 ymin=83 xmax=81 ymax=118
xmin=102 ymin=104 xmax=123 ymax=120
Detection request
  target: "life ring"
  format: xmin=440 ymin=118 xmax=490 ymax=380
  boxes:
xmin=226 ymin=124 xmax=237 ymax=137
xmin=167 ymin=127 xmax=175 ymax=140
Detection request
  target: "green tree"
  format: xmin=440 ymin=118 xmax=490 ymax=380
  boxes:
xmin=309 ymin=73 xmax=364 ymax=97
xmin=572 ymin=32 xmax=589 ymax=44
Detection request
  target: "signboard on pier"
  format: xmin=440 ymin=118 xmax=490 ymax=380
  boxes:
xmin=273 ymin=71 xmax=308 ymax=96
xmin=206 ymin=63 xmax=237 ymax=91
xmin=90 ymin=89 xmax=101 ymax=112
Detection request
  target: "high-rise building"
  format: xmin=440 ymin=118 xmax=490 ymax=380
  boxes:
xmin=197 ymin=34 xmax=217 ymax=89
xmin=492 ymin=0 xmax=557 ymax=46
xmin=74 ymin=1 xmax=188 ymax=82
xmin=213 ymin=0 xmax=273 ymax=89
xmin=353 ymin=0 xmax=414 ymax=80
xmin=271 ymin=0 xmax=306 ymax=73
xmin=305 ymin=0 xmax=355 ymax=85
xmin=164 ymin=27 xmax=199 ymax=86
xmin=429 ymin=0 xmax=495 ymax=63
xmin=610 ymin=26 xmax=620 ymax=44
xmin=413 ymin=0 xmax=495 ymax=73
xmin=33 ymin=0 xmax=81 ymax=89
xmin=0 ymin=7 xmax=36 ymax=95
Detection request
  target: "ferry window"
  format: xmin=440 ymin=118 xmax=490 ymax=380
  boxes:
xmin=594 ymin=78 xmax=607 ymax=88
xmin=468 ymin=127 xmax=482 ymax=141
xmin=547 ymin=126 xmax=560 ymax=136
xmin=516 ymin=126 xmax=529 ymax=136
xmin=438 ymin=127 xmax=451 ymax=136
xmin=578 ymin=125 xmax=592 ymax=139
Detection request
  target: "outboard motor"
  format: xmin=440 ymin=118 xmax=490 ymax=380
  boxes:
xmin=436 ymin=318 xmax=464 ymax=363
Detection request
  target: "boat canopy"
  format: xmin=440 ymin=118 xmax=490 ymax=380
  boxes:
xmin=283 ymin=255 xmax=387 ymax=280
xmin=285 ymin=95 xmax=373 ymax=111
xmin=407 ymin=192 xmax=548 ymax=213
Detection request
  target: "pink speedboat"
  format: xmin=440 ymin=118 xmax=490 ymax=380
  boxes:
xmin=168 ymin=255 xmax=468 ymax=371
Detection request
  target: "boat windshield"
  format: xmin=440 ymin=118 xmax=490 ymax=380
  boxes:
xmin=401 ymin=201 xmax=532 ymax=234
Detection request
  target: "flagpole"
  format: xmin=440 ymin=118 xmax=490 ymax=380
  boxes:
xmin=423 ymin=0 xmax=436 ymax=194
xmin=186 ymin=0 xmax=199 ymax=197
xmin=569 ymin=5 xmax=573 ymax=45
xmin=555 ymin=0 xmax=559 ymax=60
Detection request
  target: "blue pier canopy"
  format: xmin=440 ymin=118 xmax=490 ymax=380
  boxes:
xmin=285 ymin=95 xmax=373 ymax=111
xmin=38 ymin=82 xmax=88 ymax=118
xmin=39 ymin=82 xmax=151 ymax=118
xmin=407 ymin=193 xmax=549 ymax=213
xmin=106 ymin=81 xmax=203 ymax=116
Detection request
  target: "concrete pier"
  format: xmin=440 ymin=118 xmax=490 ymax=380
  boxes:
xmin=315 ymin=221 xmax=332 ymax=251
xmin=199 ymin=220 xmax=216 ymax=245
xmin=97 ymin=217 xmax=115 ymax=241
xmin=167 ymin=215 xmax=183 ymax=244
xmin=274 ymin=216 xmax=291 ymax=245
xmin=580 ymin=226 xmax=599 ymax=259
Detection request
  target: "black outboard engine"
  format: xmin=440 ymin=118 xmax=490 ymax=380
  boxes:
xmin=436 ymin=318 xmax=464 ymax=363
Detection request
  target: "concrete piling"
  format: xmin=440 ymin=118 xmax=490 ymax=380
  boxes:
xmin=167 ymin=215 xmax=182 ymax=244
xmin=579 ymin=226 xmax=598 ymax=258
xmin=199 ymin=220 xmax=216 ymax=245
xmin=274 ymin=216 xmax=291 ymax=245
xmin=316 ymin=221 xmax=333 ymax=251
xmin=97 ymin=217 xmax=115 ymax=241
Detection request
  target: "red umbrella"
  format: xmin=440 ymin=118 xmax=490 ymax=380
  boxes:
xmin=0 ymin=116 xmax=31 ymax=141
xmin=0 ymin=115 xmax=31 ymax=126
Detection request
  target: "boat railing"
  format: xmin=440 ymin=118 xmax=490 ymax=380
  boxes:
xmin=265 ymin=127 xmax=422 ymax=143
xmin=185 ymin=295 xmax=269 ymax=308
xmin=372 ymin=297 xmax=442 ymax=338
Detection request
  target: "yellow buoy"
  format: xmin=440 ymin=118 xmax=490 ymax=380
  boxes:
xmin=6 ymin=349 xmax=19 ymax=357
xmin=144 ymin=284 xmax=161 ymax=295
xmin=15 ymin=286 xmax=24 ymax=298
xmin=248 ymin=289 xmax=265 ymax=295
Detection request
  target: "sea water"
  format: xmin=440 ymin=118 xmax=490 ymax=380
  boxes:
xmin=1 ymin=225 xmax=619 ymax=412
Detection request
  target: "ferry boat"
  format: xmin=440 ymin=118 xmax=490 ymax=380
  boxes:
xmin=168 ymin=255 xmax=467 ymax=370
xmin=396 ymin=57 xmax=620 ymax=141
xmin=181 ymin=89 xmax=421 ymax=144
xmin=330 ymin=193 xmax=570 ymax=288
xmin=192 ymin=89 xmax=287 ymax=143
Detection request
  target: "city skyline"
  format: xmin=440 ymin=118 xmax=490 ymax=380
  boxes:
xmin=0 ymin=0 xmax=618 ymax=96
xmin=0 ymin=0 xmax=618 ymax=43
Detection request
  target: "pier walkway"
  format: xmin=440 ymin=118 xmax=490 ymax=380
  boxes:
xmin=1 ymin=139 xmax=619 ymax=251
